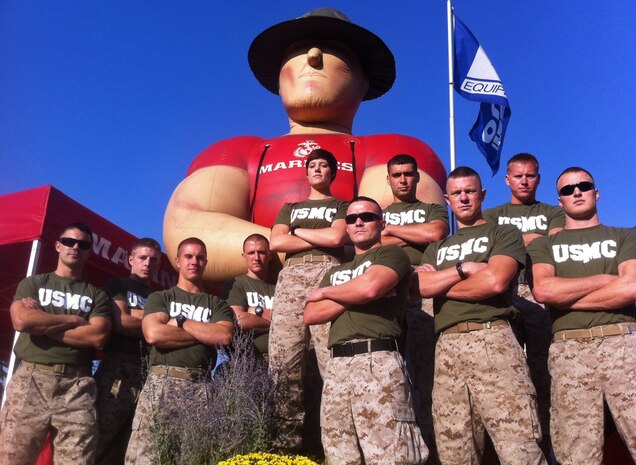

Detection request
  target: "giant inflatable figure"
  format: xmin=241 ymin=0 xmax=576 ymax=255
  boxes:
xmin=164 ymin=8 xmax=447 ymax=286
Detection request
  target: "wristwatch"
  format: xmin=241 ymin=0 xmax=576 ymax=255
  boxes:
xmin=456 ymin=262 xmax=468 ymax=280
xmin=176 ymin=314 xmax=187 ymax=328
xmin=254 ymin=306 xmax=264 ymax=317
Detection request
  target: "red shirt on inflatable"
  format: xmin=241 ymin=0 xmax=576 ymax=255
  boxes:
xmin=187 ymin=134 xmax=447 ymax=228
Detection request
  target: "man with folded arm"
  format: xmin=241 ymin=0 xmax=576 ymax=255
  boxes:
xmin=417 ymin=167 xmax=546 ymax=464
xmin=125 ymin=237 xmax=233 ymax=465
xmin=527 ymin=166 xmax=636 ymax=465
xmin=0 ymin=222 xmax=111 ymax=465
xmin=305 ymin=196 xmax=428 ymax=465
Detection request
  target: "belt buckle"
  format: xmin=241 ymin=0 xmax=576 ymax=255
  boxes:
xmin=485 ymin=321 xmax=492 ymax=329
xmin=628 ymin=325 xmax=633 ymax=335
xmin=53 ymin=364 xmax=66 ymax=374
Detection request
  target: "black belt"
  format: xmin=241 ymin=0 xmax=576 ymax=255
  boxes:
xmin=330 ymin=338 xmax=398 ymax=358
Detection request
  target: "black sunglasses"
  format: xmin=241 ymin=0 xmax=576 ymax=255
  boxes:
xmin=59 ymin=237 xmax=92 ymax=250
xmin=345 ymin=212 xmax=382 ymax=225
xmin=558 ymin=181 xmax=595 ymax=197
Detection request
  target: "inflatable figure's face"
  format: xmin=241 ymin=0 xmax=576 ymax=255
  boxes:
xmin=279 ymin=41 xmax=369 ymax=121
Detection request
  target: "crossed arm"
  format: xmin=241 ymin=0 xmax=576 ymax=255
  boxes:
xmin=531 ymin=259 xmax=636 ymax=310
xmin=111 ymin=299 xmax=144 ymax=338
xmin=269 ymin=220 xmax=347 ymax=255
xmin=381 ymin=219 xmax=449 ymax=247
xmin=10 ymin=298 xmax=111 ymax=348
xmin=417 ymin=255 xmax=519 ymax=301
xmin=231 ymin=305 xmax=271 ymax=334
xmin=304 ymin=264 xmax=399 ymax=325
xmin=142 ymin=312 xmax=234 ymax=349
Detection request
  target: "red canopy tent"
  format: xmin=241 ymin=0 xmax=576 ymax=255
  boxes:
xmin=0 ymin=185 xmax=176 ymax=464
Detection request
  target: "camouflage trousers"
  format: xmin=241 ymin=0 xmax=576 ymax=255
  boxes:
xmin=403 ymin=297 xmax=438 ymax=463
xmin=432 ymin=324 xmax=546 ymax=465
xmin=268 ymin=260 xmax=334 ymax=451
xmin=510 ymin=283 xmax=552 ymax=437
xmin=94 ymin=353 xmax=145 ymax=465
xmin=125 ymin=370 xmax=212 ymax=465
xmin=0 ymin=362 xmax=97 ymax=465
xmin=321 ymin=349 xmax=429 ymax=465
xmin=549 ymin=333 xmax=636 ymax=465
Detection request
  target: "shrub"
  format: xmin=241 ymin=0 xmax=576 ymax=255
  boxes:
xmin=149 ymin=331 xmax=276 ymax=465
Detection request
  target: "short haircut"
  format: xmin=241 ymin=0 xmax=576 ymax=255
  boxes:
xmin=60 ymin=222 xmax=92 ymax=239
xmin=242 ymin=233 xmax=269 ymax=250
xmin=556 ymin=166 xmax=595 ymax=187
xmin=507 ymin=153 xmax=539 ymax=171
xmin=349 ymin=195 xmax=382 ymax=212
xmin=177 ymin=237 xmax=207 ymax=256
xmin=131 ymin=237 xmax=162 ymax=255
xmin=447 ymin=166 xmax=482 ymax=189
xmin=387 ymin=154 xmax=418 ymax=171
xmin=306 ymin=148 xmax=338 ymax=180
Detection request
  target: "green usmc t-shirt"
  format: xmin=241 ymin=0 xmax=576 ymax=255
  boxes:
xmin=275 ymin=198 xmax=348 ymax=261
xmin=320 ymin=245 xmax=412 ymax=347
xmin=13 ymin=272 xmax=111 ymax=365
xmin=382 ymin=200 xmax=449 ymax=265
xmin=102 ymin=277 xmax=153 ymax=358
xmin=484 ymin=201 xmax=565 ymax=283
xmin=145 ymin=286 xmax=234 ymax=369
xmin=527 ymin=225 xmax=636 ymax=333
xmin=224 ymin=275 xmax=275 ymax=354
xmin=421 ymin=222 xmax=526 ymax=334
xmin=483 ymin=201 xmax=565 ymax=235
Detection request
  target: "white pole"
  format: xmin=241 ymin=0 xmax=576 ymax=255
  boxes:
xmin=447 ymin=0 xmax=456 ymax=172
xmin=447 ymin=0 xmax=457 ymax=233
xmin=2 ymin=239 xmax=41 ymax=408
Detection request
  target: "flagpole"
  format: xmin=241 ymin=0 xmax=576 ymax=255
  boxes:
xmin=447 ymin=0 xmax=456 ymax=172
xmin=446 ymin=0 xmax=457 ymax=233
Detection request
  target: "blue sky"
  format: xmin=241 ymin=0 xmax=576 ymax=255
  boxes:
xmin=2 ymin=0 xmax=634 ymax=247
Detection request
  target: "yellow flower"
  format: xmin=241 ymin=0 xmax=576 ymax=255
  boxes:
xmin=219 ymin=452 xmax=320 ymax=465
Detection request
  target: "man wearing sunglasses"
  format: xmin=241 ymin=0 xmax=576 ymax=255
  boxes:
xmin=304 ymin=196 xmax=428 ymax=465
xmin=417 ymin=167 xmax=547 ymax=464
xmin=527 ymin=167 xmax=636 ymax=464
xmin=483 ymin=153 xmax=564 ymax=461
xmin=381 ymin=153 xmax=449 ymax=458
xmin=0 ymin=223 xmax=112 ymax=465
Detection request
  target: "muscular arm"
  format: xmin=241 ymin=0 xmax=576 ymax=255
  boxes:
xmin=231 ymin=305 xmax=271 ymax=334
xmin=570 ymin=259 xmax=636 ymax=309
xmin=142 ymin=312 xmax=198 ymax=349
xmin=181 ymin=320 xmax=234 ymax=347
xmin=437 ymin=256 xmax=520 ymax=301
xmin=532 ymin=260 xmax=636 ymax=310
xmin=111 ymin=299 xmax=143 ymax=338
xmin=304 ymin=264 xmax=399 ymax=325
xmin=417 ymin=262 xmax=487 ymax=298
xmin=164 ymin=166 xmax=271 ymax=285
xmin=10 ymin=298 xmax=87 ymax=335
xmin=49 ymin=316 xmax=111 ymax=349
xmin=382 ymin=220 xmax=449 ymax=246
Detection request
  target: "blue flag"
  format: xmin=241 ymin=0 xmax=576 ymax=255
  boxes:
xmin=453 ymin=14 xmax=511 ymax=175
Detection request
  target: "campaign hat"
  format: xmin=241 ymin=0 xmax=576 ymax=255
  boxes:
xmin=248 ymin=8 xmax=395 ymax=101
